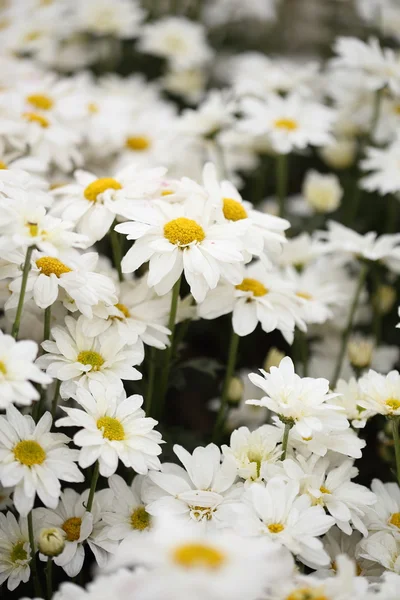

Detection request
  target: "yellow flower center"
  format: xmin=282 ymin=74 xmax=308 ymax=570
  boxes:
xmin=268 ymin=523 xmax=284 ymax=533
xmin=125 ymin=136 xmax=151 ymax=151
xmin=84 ymin=178 xmax=122 ymax=202
xmin=236 ymin=278 xmax=268 ymax=297
xmin=114 ymin=302 xmax=130 ymax=319
xmin=161 ymin=189 xmax=173 ymax=196
xmin=0 ymin=160 xmax=7 ymax=169
xmin=36 ymin=256 xmax=72 ymax=277
xmin=77 ymin=350 xmax=105 ymax=370
xmin=164 ymin=217 xmax=205 ymax=246
xmin=386 ymin=398 xmax=400 ymax=412
xmin=87 ymin=102 xmax=99 ymax=114
xmin=390 ymin=512 xmax=400 ymax=529
xmin=10 ymin=541 xmax=28 ymax=564
xmin=296 ymin=291 xmax=313 ymax=300
xmin=62 ymin=517 xmax=82 ymax=542
xmin=131 ymin=506 xmax=151 ymax=530
xmin=14 ymin=440 xmax=46 ymax=467
xmin=97 ymin=416 xmax=125 ymax=441
xmin=222 ymin=198 xmax=248 ymax=221
xmin=23 ymin=112 xmax=49 ymax=128
xmin=274 ymin=118 xmax=298 ymax=131
xmin=320 ymin=486 xmax=330 ymax=494
xmin=27 ymin=222 xmax=39 ymax=237
xmin=26 ymin=93 xmax=54 ymax=111
xmin=0 ymin=361 xmax=7 ymax=375
xmin=172 ymin=543 xmax=226 ymax=570
xmin=286 ymin=587 xmax=327 ymax=600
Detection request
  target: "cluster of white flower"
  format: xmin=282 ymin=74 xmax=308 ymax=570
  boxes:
xmin=0 ymin=1 xmax=400 ymax=600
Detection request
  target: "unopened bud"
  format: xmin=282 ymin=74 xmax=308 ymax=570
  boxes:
xmin=347 ymin=336 xmax=374 ymax=370
xmin=303 ymin=170 xmax=343 ymax=214
xmin=227 ymin=377 xmax=243 ymax=404
xmin=38 ymin=527 xmax=65 ymax=557
xmin=263 ymin=348 xmax=285 ymax=372
xmin=373 ymin=285 xmax=396 ymax=315
xmin=319 ymin=138 xmax=356 ymax=170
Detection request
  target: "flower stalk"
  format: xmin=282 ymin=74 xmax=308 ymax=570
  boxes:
xmin=11 ymin=246 xmax=33 ymax=340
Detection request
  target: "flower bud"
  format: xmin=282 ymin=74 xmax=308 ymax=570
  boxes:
xmin=227 ymin=377 xmax=243 ymax=404
xmin=319 ymin=138 xmax=357 ymax=170
xmin=373 ymin=285 xmax=396 ymax=315
xmin=302 ymin=170 xmax=343 ymax=213
xmin=263 ymin=348 xmax=285 ymax=373
xmin=347 ymin=336 xmax=374 ymax=370
xmin=38 ymin=527 xmax=65 ymax=557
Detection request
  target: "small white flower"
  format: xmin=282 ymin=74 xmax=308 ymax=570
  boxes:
xmin=358 ymin=369 xmax=400 ymax=417
xmin=302 ymin=170 xmax=343 ymax=214
xmin=364 ymin=479 xmax=400 ymax=538
xmin=361 ymin=139 xmax=400 ymax=195
xmin=0 ymin=405 xmax=83 ymax=516
xmin=360 ymin=531 xmax=400 ymax=573
xmin=56 ymin=381 xmax=163 ymax=477
xmin=0 ymin=512 xmax=32 ymax=591
xmin=102 ymin=474 xmax=151 ymax=541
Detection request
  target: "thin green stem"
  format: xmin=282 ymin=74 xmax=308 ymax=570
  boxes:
xmin=28 ymin=511 xmax=42 ymax=597
xmin=11 ymin=246 xmax=33 ymax=339
xmin=46 ymin=557 xmax=53 ymax=600
xmin=145 ymin=347 xmax=156 ymax=417
xmin=370 ymin=87 xmax=383 ymax=141
xmin=43 ymin=305 xmax=51 ymax=344
xmin=86 ymin=461 xmax=100 ymax=513
xmin=280 ymin=422 xmax=293 ymax=460
xmin=276 ymin=154 xmax=288 ymax=219
xmin=213 ymin=329 xmax=240 ymax=441
xmin=392 ymin=417 xmax=400 ymax=486
xmin=331 ymin=263 xmax=368 ymax=388
xmin=110 ymin=220 xmax=123 ymax=282
xmin=157 ymin=276 xmax=181 ymax=418
xmin=51 ymin=380 xmax=61 ymax=420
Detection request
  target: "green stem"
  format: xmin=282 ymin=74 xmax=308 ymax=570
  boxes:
xmin=11 ymin=246 xmax=33 ymax=339
xmin=86 ymin=461 xmax=100 ymax=513
xmin=392 ymin=417 xmax=400 ymax=486
xmin=145 ymin=347 xmax=156 ymax=417
xmin=276 ymin=154 xmax=288 ymax=219
xmin=46 ymin=557 xmax=53 ymax=600
xmin=110 ymin=220 xmax=123 ymax=282
xmin=280 ymin=422 xmax=293 ymax=460
xmin=370 ymin=87 xmax=383 ymax=141
xmin=158 ymin=276 xmax=181 ymax=418
xmin=331 ymin=263 xmax=368 ymax=388
xmin=51 ymin=380 xmax=61 ymax=420
xmin=28 ymin=511 xmax=42 ymax=598
xmin=43 ymin=306 xmax=51 ymax=343
xmin=213 ymin=329 xmax=240 ymax=441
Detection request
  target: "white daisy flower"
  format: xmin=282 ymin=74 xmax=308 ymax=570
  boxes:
xmin=6 ymin=250 xmax=117 ymax=317
xmin=221 ymin=425 xmax=282 ymax=483
xmin=35 ymin=487 xmax=115 ymax=577
xmin=360 ymin=531 xmax=400 ymax=573
xmin=333 ymin=378 xmax=374 ymax=429
xmin=37 ymin=315 xmax=143 ymax=399
xmin=112 ymin=517 xmax=293 ymax=600
xmin=102 ymin=474 xmax=151 ymax=541
xmin=52 ymin=165 xmax=167 ymax=244
xmin=301 ymin=170 xmax=343 ymax=214
xmin=231 ymin=478 xmax=334 ymax=566
xmin=198 ymin=262 xmax=306 ymax=343
xmin=361 ymin=139 xmax=400 ymax=195
xmin=0 ymin=512 xmax=32 ymax=591
xmin=143 ymin=443 xmax=241 ymax=528
xmin=247 ymin=357 xmax=346 ymax=439
xmin=116 ymin=198 xmax=245 ymax=303
xmin=0 ymin=405 xmax=83 ymax=516
xmin=240 ymin=93 xmax=335 ymax=154
xmin=56 ymin=380 xmax=163 ymax=477
xmin=364 ymin=479 xmax=400 ymax=537
xmin=0 ymin=330 xmax=51 ymax=409
xmin=358 ymin=369 xmax=400 ymax=417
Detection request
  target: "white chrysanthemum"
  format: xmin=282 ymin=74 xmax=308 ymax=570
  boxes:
xmin=0 ymin=405 xmax=83 ymax=516
xmin=111 ymin=517 xmax=294 ymax=600
xmin=282 ymin=454 xmax=376 ymax=535
xmin=361 ymin=139 xmax=400 ymax=195
xmin=302 ymin=170 xmax=343 ymax=214
xmin=277 ymin=232 xmax=326 ymax=269
xmin=231 ymin=478 xmax=334 ymax=566
xmin=333 ymin=378 xmax=374 ymax=428
xmin=0 ymin=331 xmax=51 ymax=408
xmin=35 ymin=487 xmax=115 ymax=577
xmin=102 ymin=474 xmax=151 ymax=541
xmin=363 ymin=479 xmax=400 ymax=538
xmin=138 ymin=17 xmax=212 ymax=69
xmin=116 ymin=198 xmax=245 ymax=303
xmin=52 ymin=165 xmax=167 ymax=244
xmin=37 ymin=315 xmax=143 ymax=399
xmin=0 ymin=512 xmax=32 ymax=591
xmin=56 ymin=381 xmax=163 ymax=477
xmin=360 ymin=531 xmax=400 ymax=573
xmin=6 ymin=250 xmax=117 ymax=317
xmin=247 ymin=357 xmax=346 ymax=439
xmin=221 ymin=425 xmax=282 ymax=483
xmin=198 ymin=262 xmax=306 ymax=343
xmin=358 ymin=369 xmax=400 ymax=417
xmin=143 ymin=443 xmax=241 ymax=528
xmin=240 ymin=93 xmax=335 ymax=154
